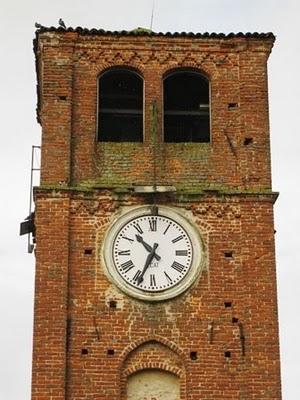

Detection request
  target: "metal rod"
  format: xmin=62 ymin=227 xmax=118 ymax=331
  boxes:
xmin=28 ymin=145 xmax=41 ymax=253
xmin=150 ymin=0 xmax=155 ymax=30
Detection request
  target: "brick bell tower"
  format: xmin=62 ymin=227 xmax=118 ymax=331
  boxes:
xmin=31 ymin=26 xmax=281 ymax=399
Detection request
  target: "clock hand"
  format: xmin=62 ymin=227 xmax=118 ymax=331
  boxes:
xmin=135 ymin=234 xmax=161 ymax=261
xmin=137 ymin=243 xmax=159 ymax=285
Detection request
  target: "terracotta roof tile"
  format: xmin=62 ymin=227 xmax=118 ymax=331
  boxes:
xmin=35 ymin=25 xmax=275 ymax=40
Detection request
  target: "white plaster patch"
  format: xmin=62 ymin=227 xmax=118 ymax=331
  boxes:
xmin=127 ymin=369 xmax=180 ymax=400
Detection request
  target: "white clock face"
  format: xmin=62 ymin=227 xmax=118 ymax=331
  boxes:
xmin=103 ymin=206 xmax=203 ymax=301
xmin=113 ymin=215 xmax=193 ymax=292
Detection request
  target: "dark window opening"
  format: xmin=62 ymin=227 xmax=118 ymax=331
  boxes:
xmin=164 ymin=71 xmax=210 ymax=142
xmin=98 ymin=69 xmax=143 ymax=142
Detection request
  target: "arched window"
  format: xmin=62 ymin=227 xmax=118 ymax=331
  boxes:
xmin=163 ymin=71 xmax=210 ymax=142
xmin=98 ymin=69 xmax=143 ymax=142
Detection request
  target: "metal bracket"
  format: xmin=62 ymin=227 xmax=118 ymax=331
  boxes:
xmin=19 ymin=145 xmax=40 ymax=253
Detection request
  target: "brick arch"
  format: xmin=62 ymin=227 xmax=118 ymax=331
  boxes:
xmin=119 ymin=334 xmax=186 ymax=363
xmin=161 ymin=65 xmax=212 ymax=81
xmin=96 ymin=63 xmax=145 ymax=80
xmin=119 ymin=338 xmax=186 ymax=400
xmin=123 ymin=362 xmax=183 ymax=378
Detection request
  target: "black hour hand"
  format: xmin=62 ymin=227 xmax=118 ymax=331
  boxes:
xmin=135 ymin=235 xmax=161 ymax=261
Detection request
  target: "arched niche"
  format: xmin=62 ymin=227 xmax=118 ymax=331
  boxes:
xmin=127 ymin=369 xmax=180 ymax=400
xmin=120 ymin=339 xmax=186 ymax=400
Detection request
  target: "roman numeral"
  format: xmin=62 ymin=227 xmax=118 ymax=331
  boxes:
xmin=164 ymin=271 xmax=173 ymax=284
xmin=163 ymin=223 xmax=171 ymax=235
xmin=150 ymin=274 xmax=156 ymax=287
xmin=172 ymin=235 xmax=184 ymax=243
xmin=120 ymin=260 xmax=135 ymax=272
xmin=170 ymin=261 xmax=185 ymax=273
xmin=133 ymin=269 xmax=142 ymax=282
xmin=148 ymin=218 xmax=157 ymax=232
xmin=121 ymin=235 xmax=134 ymax=243
xmin=175 ymin=250 xmax=188 ymax=256
xmin=133 ymin=223 xmax=143 ymax=234
xmin=118 ymin=250 xmax=131 ymax=256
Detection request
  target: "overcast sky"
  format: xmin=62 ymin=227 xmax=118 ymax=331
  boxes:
xmin=1 ymin=0 xmax=299 ymax=399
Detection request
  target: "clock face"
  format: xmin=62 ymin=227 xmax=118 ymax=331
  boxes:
xmin=103 ymin=206 xmax=203 ymax=301
xmin=113 ymin=215 xmax=193 ymax=292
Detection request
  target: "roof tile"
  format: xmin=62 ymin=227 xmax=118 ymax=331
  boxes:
xmin=35 ymin=25 xmax=275 ymax=40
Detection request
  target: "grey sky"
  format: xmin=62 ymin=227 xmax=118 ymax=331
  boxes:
xmin=1 ymin=0 xmax=299 ymax=398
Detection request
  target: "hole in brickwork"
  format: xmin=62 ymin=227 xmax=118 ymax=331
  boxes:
xmin=232 ymin=317 xmax=239 ymax=323
xmin=228 ymin=103 xmax=238 ymax=109
xmin=224 ymin=302 xmax=232 ymax=308
xmin=107 ymin=349 xmax=115 ymax=356
xmin=81 ymin=348 xmax=88 ymax=355
xmin=190 ymin=351 xmax=198 ymax=360
xmin=244 ymin=137 xmax=253 ymax=145
xmin=84 ymin=249 xmax=93 ymax=255
xmin=224 ymin=351 xmax=231 ymax=358
xmin=59 ymin=95 xmax=67 ymax=100
xmin=224 ymin=251 xmax=233 ymax=258
xmin=109 ymin=300 xmax=117 ymax=309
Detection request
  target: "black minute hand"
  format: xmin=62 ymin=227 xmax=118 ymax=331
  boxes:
xmin=137 ymin=243 xmax=159 ymax=285
xmin=135 ymin=235 xmax=161 ymax=261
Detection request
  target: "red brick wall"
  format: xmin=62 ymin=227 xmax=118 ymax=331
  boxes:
xmin=36 ymin=32 xmax=274 ymax=190
xmin=32 ymin=31 xmax=281 ymax=399
xmin=32 ymin=195 xmax=70 ymax=399
xmin=32 ymin=190 xmax=281 ymax=399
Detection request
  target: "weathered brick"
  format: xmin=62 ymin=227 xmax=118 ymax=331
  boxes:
xmin=31 ymin=29 xmax=281 ymax=400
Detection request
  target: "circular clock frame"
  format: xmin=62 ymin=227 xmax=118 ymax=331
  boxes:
xmin=102 ymin=205 xmax=204 ymax=301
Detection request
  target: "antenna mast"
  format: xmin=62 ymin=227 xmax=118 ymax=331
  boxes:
xmin=150 ymin=0 xmax=155 ymax=30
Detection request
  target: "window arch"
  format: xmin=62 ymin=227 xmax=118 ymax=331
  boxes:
xmin=163 ymin=70 xmax=210 ymax=142
xmin=97 ymin=68 xmax=143 ymax=142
